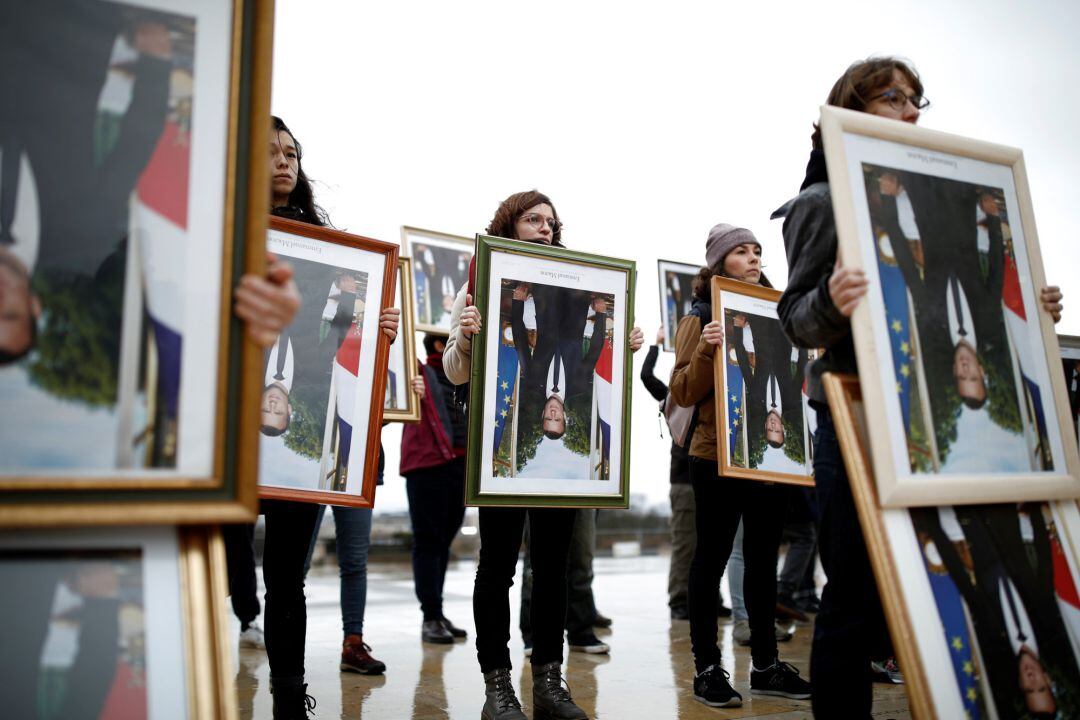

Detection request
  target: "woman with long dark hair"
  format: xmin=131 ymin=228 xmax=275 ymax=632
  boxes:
xmin=669 ymin=224 xmax=812 ymax=709
xmin=227 ymin=116 xmax=400 ymax=720
xmin=443 ymin=190 xmax=642 ymax=720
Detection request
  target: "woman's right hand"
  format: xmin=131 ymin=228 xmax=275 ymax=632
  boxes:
xmin=655 ymin=325 xmax=665 ymax=345
xmin=460 ymin=294 xmax=483 ymax=337
xmin=702 ymin=320 xmax=724 ymax=346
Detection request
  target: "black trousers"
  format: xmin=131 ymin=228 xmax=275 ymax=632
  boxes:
xmin=260 ymin=498 xmax=321 ymax=682
xmin=809 ymin=404 xmax=889 ymax=719
xmin=223 ymin=522 xmax=261 ymax=626
xmin=405 ymin=457 xmax=467 ymax=621
xmin=473 ymin=506 xmax=576 ymax=673
xmin=688 ymin=457 xmax=785 ymax=671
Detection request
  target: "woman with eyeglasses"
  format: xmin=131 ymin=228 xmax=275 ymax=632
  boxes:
xmin=443 ymin=189 xmax=643 ymax=720
xmin=226 ymin=116 xmax=400 ymax=720
xmin=668 ymin=224 xmax=813 ymax=710
xmin=774 ymin=56 xmax=1063 ymax=719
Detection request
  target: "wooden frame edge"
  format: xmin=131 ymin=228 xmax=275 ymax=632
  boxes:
xmin=822 ymin=372 xmax=935 ymax=720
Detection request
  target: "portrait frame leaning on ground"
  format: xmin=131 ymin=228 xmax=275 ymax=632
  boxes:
xmin=0 ymin=524 xmax=236 ymax=720
xmin=0 ymin=0 xmax=273 ymax=527
xmin=256 ymin=216 xmax=397 ymax=509
xmin=465 ymin=235 xmax=635 ymax=508
xmin=820 ymin=105 xmax=1080 ymax=507
xmin=824 ymin=373 xmax=1080 ymax=720
xmin=657 ymin=258 xmax=700 ymax=353
xmin=383 ymin=257 xmax=421 ymax=423
xmin=712 ymin=277 xmax=816 ymax=486
xmin=400 ymin=225 xmax=474 ymax=335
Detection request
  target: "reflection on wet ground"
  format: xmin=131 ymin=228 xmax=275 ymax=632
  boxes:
xmin=232 ymin=555 xmax=910 ymax=719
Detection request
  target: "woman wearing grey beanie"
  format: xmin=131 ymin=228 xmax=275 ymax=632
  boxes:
xmin=669 ymin=223 xmax=812 ymax=709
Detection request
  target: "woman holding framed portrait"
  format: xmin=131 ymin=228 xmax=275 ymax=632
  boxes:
xmin=443 ymin=189 xmax=642 ymax=720
xmin=669 ymin=223 xmax=812 ymax=709
xmin=774 ymin=56 xmax=1065 ymax=719
xmin=228 ymin=115 xmax=400 ymax=719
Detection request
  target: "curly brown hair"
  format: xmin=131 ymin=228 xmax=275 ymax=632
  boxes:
xmin=811 ymin=56 xmax=923 ymax=149
xmin=485 ymin=190 xmax=563 ymax=247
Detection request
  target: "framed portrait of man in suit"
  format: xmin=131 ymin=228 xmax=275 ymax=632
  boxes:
xmin=256 ymin=217 xmax=397 ymax=509
xmin=820 ymin=106 xmax=1080 ymax=507
xmin=712 ymin=278 xmax=816 ymax=486
xmin=383 ymin=257 xmax=421 ymax=423
xmin=0 ymin=524 xmax=236 ymax=719
xmin=401 ymin=226 xmax=474 ymax=335
xmin=465 ymin=236 xmax=635 ymax=508
xmin=824 ymin=373 xmax=1080 ymax=720
xmin=0 ymin=0 xmax=273 ymax=526
xmin=657 ymin=259 xmax=699 ymax=353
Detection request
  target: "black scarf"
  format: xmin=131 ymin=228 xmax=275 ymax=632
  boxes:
xmin=799 ymin=148 xmax=829 ymax=191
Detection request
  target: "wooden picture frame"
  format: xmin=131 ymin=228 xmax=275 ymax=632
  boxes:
xmin=256 ymin=216 xmax=397 ymax=509
xmin=712 ymin=277 xmax=815 ymax=486
xmin=400 ymin=226 xmax=474 ymax=336
xmin=383 ymin=257 xmax=421 ymax=422
xmin=657 ymin=259 xmax=700 ymax=353
xmin=0 ymin=524 xmax=236 ymax=720
xmin=465 ymin=236 xmax=635 ymax=508
xmin=820 ymin=105 xmax=1080 ymax=506
xmin=0 ymin=0 xmax=274 ymax=527
xmin=824 ymin=372 xmax=1080 ymax=719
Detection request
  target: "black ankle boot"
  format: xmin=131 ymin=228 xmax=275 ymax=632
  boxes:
xmin=531 ymin=662 xmax=588 ymax=720
xmin=481 ymin=667 xmax=527 ymax=720
xmin=271 ymin=676 xmax=316 ymax=720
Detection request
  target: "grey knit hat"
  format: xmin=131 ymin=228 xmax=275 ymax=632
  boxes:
xmin=705 ymin=223 xmax=759 ymax=270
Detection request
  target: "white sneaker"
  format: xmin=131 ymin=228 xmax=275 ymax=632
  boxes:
xmin=732 ymin=619 xmax=751 ymax=646
xmin=239 ymin=622 xmax=266 ymax=649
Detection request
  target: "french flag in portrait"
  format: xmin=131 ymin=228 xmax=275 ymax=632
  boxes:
xmin=1051 ymin=525 xmax=1080 ymax=659
xmin=1001 ymin=246 xmax=1051 ymax=467
xmin=134 ymin=120 xmax=190 ymax=419
xmin=594 ymin=337 xmax=614 ymax=469
xmin=334 ymin=324 xmax=363 ymax=471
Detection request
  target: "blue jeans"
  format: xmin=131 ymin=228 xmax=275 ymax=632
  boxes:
xmin=306 ymin=504 xmax=372 ymax=638
xmin=728 ymin=520 xmax=746 ymax=621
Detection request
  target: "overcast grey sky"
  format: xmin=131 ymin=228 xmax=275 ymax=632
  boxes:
xmin=271 ymin=0 xmax=1080 ymax=512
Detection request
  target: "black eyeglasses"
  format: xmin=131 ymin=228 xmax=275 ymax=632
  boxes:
xmin=872 ymin=88 xmax=930 ymax=112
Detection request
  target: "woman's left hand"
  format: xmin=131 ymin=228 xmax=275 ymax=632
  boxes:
xmin=234 ymin=252 xmax=302 ymax=348
xmin=1041 ymin=285 xmax=1063 ymax=324
xmin=629 ymin=326 xmax=645 ymax=353
xmin=411 ymin=374 xmax=425 ymax=400
xmin=381 ymin=307 xmax=401 ymax=342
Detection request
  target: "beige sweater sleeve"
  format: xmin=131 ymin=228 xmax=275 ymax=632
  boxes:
xmin=442 ymin=283 xmax=473 ymax=385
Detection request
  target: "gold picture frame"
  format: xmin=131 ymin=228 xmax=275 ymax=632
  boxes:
xmin=384 ymin=257 xmax=421 ymax=423
xmin=0 ymin=524 xmax=235 ymax=719
xmin=712 ymin=277 xmax=815 ymax=486
xmin=0 ymin=0 xmax=274 ymax=526
xmin=824 ymin=372 xmax=1080 ymax=718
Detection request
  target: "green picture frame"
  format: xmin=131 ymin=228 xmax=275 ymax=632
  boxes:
xmin=464 ymin=235 xmax=635 ymax=508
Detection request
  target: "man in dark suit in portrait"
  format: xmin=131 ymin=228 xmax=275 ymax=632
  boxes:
xmin=510 ymin=282 xmax=607 ymax=440
xmin=912 ymin=504 xmax=1080 ymax=717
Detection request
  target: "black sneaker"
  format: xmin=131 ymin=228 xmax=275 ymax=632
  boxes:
xmin=693 ymin=664 xmax=742 ymax=708
xmin=567 ymin=631 xmax=609 ymax=654
xmin=750 ymin=660 xmax=812 ymax=699
xmin=670 ymin=605 xmax=690 ymax=620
